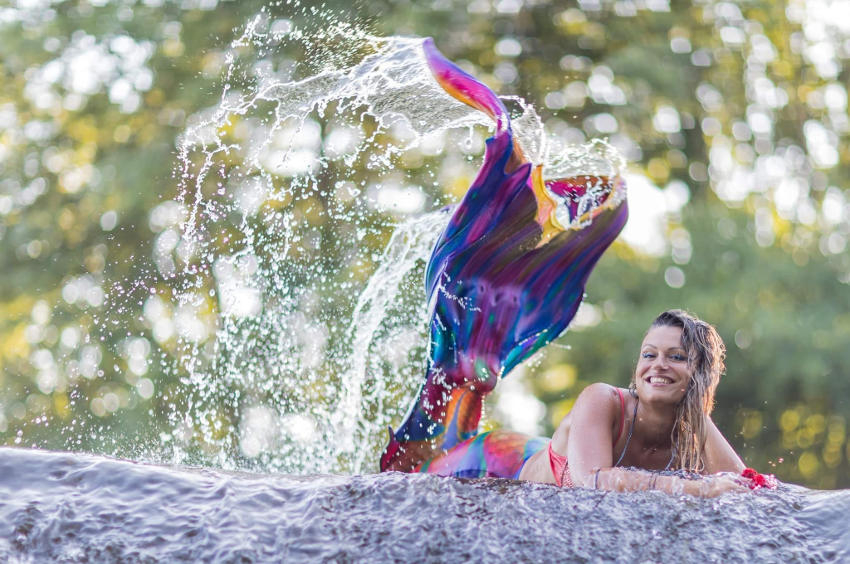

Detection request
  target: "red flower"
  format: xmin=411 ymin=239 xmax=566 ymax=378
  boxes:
xmin=741 ymin=467 xmax=777 ymax=490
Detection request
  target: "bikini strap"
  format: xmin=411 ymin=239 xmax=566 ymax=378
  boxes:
xmin=613 ymin=391 xmax=639 ymax=468
xmin=613 ymin=388 xmax=626 ymax=445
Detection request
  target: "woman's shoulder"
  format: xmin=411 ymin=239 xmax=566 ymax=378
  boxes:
xmin=577 ymin=382 xmax=625 ymax=404
xmin=552 ymin=383 xmax=625 ymax=451
xmin=571 ymin=383 xmax=628 ymax=422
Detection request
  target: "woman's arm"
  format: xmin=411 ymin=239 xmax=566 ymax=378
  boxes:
xmin=702 ymin=415 xmax=746 ymax=474
xmin=564 ymin=383 xmax=620 ymax=481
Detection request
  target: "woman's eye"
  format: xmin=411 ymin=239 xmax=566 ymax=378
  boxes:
xmin=671 ymin=354 xmax=686 ymax=361
xmin=641 ymin=352 xmax=655 ymax=359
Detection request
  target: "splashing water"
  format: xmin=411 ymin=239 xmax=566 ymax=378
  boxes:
xmin=160 ymin=6 xmax=626 ymax=474
xmin=333 ymin=209 xmax=447 ymax=472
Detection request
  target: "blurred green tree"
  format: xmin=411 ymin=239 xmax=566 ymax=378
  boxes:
xmin=1 ymin=0 xmax=848 ymax=487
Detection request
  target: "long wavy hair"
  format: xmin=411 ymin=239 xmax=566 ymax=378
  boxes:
xmin=634 ymin=309 xmax=726 ymax=473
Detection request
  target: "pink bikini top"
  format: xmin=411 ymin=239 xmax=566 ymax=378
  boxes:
xmin=549 ymin=387 xmax=629 ymax=487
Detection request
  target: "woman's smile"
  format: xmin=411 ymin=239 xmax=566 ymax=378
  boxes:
xmin=647 ymin=375 xmax=674 ymax=385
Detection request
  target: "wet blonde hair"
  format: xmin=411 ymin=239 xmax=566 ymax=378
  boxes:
xmin=637 ymin=309 xmax=726 ymax=473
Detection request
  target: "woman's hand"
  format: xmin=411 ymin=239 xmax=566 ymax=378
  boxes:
xmin=595 ymin=468 xmax=748 ymax=497
xmin=689 ymin=472 xmax=749 ymax=497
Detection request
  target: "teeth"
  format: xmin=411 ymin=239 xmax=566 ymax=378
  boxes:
xmin=649 ymin=377 xmax=672 ymax=384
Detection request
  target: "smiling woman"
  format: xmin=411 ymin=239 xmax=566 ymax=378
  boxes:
xmin=517 ymin=309 xmax=749 ymax=496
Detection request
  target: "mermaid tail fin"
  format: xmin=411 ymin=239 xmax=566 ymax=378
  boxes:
xmin=422 ymin=40 xmax=532 ymax=297
xmin=423 ymin=38 xmax=508 ymax=134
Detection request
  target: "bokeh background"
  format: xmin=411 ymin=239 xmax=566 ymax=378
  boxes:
xmin=2 ymin=0 xmax=849 ymax=487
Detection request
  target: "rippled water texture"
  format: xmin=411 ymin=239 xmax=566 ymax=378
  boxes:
xmin=1 ymin=447 xmax=847 ymax=563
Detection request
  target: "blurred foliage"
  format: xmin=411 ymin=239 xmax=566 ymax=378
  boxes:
xmin=1 ymin=0 xmax=849 ymax=487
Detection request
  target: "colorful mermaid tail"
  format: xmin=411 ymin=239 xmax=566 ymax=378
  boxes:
xmin=379 ymin=39 xmax=628 ymax=474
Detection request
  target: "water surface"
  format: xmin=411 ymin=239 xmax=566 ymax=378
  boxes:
xmin=1 ymin=447 xmax=844 ymax=562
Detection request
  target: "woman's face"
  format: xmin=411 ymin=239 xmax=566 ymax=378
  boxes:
xmin=634 ymin=325 xmax=691 ymax=404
